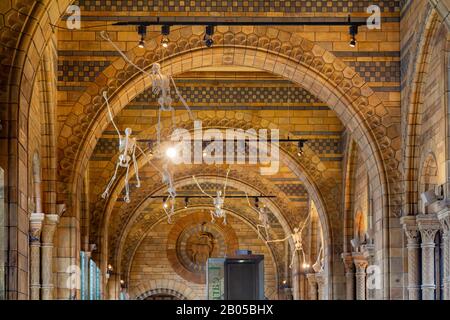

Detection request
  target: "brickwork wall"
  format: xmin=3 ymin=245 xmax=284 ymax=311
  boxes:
xmin=129 ymin=213 xmax=279 ymax=300
xmin=417 ymin=24 xmax=448 ymax=190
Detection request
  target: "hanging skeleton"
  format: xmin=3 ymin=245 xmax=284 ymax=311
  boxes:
xmin=193 ymin=168 xmax=231 ymax=225
xmin=267 ymin=211 xmax=311 ymax=269
xmin=161 ymin=162 xmax=176 ymax=223
xmin=245 ymin=193 xmax=271 ymax=240
xmin=100 ymin=31 xmax=194 ymax=148
xmin=99 ymin=31 xmax=192 ymax=207
xmin=101 ymin=91 xmax=140 ymax=203
xmin=312 ymin=243 xmax=324 ymax=273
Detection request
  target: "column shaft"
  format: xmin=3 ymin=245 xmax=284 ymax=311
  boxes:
xmin=41 ymin=214 xmax=59 ymax=300
xmin=401 ymin=216 xmax=421 ymax=300
xmin=417 ymin=214 xmax=440 ymax=301
xmin=352 ymin=255 xmax=368 ymax=301
xmin=438 ymin=211 xmax=450 ymax=300
xmin=306 ymin=274 xmax=317 ymax=300
xmin=29 ymin=212 xmax=44 ymax=300
xmin=342 ymin=253 xmax=355 ymax=300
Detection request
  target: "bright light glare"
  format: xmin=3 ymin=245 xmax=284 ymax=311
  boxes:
xmin=166 ymin=147 xmax=177 ymax=159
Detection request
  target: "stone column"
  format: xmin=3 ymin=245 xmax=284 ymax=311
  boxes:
xmin=315 ymin=272 xmax=326 ymax=300
xmin=361 ymin=244 xmax=375 ymax=300
xmin=341 ymin=253 xmax=355 ymax=300
xmin=41 ymin=214 xmax=59 ymax=300
xmin=417 ymin=214 xmax=441 ymax=300
xmin=306 ymin=273 xmax=318 ymax=300
xmin=29 ymin=212 xmax=45 ymax=300
xmin=352 ymin=254 xmax=368 ymax=300
xmin=438 ymin=210 xmax=450 ymax=300
xmin=401 ymin=216 xmax=421 ymax=300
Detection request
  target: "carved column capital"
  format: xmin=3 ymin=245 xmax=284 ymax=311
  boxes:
xmin=41 ymin=214 xmax=60 ymax=244
xmin=401 ymin=216 xmax=420 ymax=245
xmin=29 ymin=212 xmax=45 ymax=243
xmin=417 ymin=214 xmax=441 ymax=245
xmin=438 ymin=210 xmax=450 ymax=235
xmin=352 ymin=253 xmax=368 ymax=273
xmin=341 ymin=253 xmax=355 ymax=273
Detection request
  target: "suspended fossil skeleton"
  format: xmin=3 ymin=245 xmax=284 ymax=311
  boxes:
xmin=101 ymin=92 xmax=140 ymax=203
xmin=312 ymin=243 xmax=324 ymax=273
xmin=266 ymin=211 xmax=311 ymax=269
xmin=161 ymin=162 xmax=176 ymax=223
xmin=99 ymin=31 xmax=196 ymax=208
xmin=193 ymin=168 xmax=231 ymax=225
xmin=101 ymin=91 xmax=167 ymax=202
xmin=245 ymin=192 xmax=271 ymax=241
xmin=100 ymin=31 xmax=194 ymax=147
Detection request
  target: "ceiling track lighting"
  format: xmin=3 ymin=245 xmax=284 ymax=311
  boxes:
xmin=204 ymin=25 xmax=215 ymax=47
xmin=297 ymin=139 xmax=308 ymax=157
xmin=161 ymin=24 xmax=170 ymax=48
xmin=137 ymin=24 xmax=147 ymax=49
xmin=349 ymin=22 xmax=358 ymax=48
xmin=117 ymin=17 xmax=367 ymax=50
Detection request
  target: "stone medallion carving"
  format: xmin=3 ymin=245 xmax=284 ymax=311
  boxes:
xmin=178 ymin=223 xmax=221 ymax=272
xmin=167 ymin=211 xmax=238 ymax=284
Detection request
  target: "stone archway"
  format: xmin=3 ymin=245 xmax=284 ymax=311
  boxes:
xmin=137 ymin=288 xmax=187 ymax=300
xmin=130 ymin=279 xmax=199 ymax=300
xmin=113 ymin=174 xmax=318 ymax=300
xmin=56 ymin=29 xmax=397 ymax=298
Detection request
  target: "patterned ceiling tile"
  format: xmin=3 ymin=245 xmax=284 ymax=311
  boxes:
xmin=75 ymin=0 xmax=400 ymax=13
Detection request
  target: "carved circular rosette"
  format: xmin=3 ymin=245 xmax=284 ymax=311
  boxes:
xmin=166 ymin=211 xmax=238 ymax=284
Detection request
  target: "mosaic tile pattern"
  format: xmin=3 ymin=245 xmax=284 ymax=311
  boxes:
xmin=58 ymin=60 xmax=111 ymax=82
xmin=306 ymin=139 xmax=342 ymax=155
xmin=275 ymin=183 xmax=307 ymax=196
xmin=75 ymin=0 xmax=401 ymax=13
xmin=348 ymin=61 xmax=400 ymax=83
xmin=133 ymin=86 xmax=321 ymax=104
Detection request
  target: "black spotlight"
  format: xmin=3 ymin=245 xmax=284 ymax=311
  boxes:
xmin=161 ymin=25 xmax=170 ymax=48
xmin=297 ymin=139 xmax=308 ymax=157
xmin=349 ymin=24 xmax=358 ymax=48
xmin=204 ymin=25 xmax=215 ymax=47
xmin=254 ymin=197 xmax=259 ymax=208
xmin=184 ymin=197 xmax=189 ymax=209
xmin=137 ymin=24 xmax=147 ymax=48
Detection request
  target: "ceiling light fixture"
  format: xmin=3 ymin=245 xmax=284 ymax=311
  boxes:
xmin=349 ymin=24 xmax=358 ymax=48
xmin=161 ymin=24 xmax=170 ymax=48
xmin=297 ymin=139 xmax=307 ymax=157
xmin=204 ymin=25 xmax=214 ymax=48
xmin=184 ymin=197 xmax=189 ymax=209
xmin=137 ymin=25 xmax=146 ymax=48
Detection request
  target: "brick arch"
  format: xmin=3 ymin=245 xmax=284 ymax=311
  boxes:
xmin=0 ymin=0 xmax=71 ymax=298
xmin=403 ymin=9 xmax=441 ymax=216
xmin=115 ymin=174 xmax=330 ymax=300
xmin=136 ymin=288 xmax=187 ymax=300
xmin=59 ymin=27 xmax=395 ymax=223
xmin=92 ymin=111 xmax=336 ymax=240
xmin=91 ymin=113 xmax=338 ymax=259
xmin=129 ymin=279 xmax=199 ymax=300
xmin=124 ymin=206 xmax=285 ymax=300
xmin=58 ymin=33 xmax=396 ymax=298
xmin=104 ymin=164 xmax=298 ymax=259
